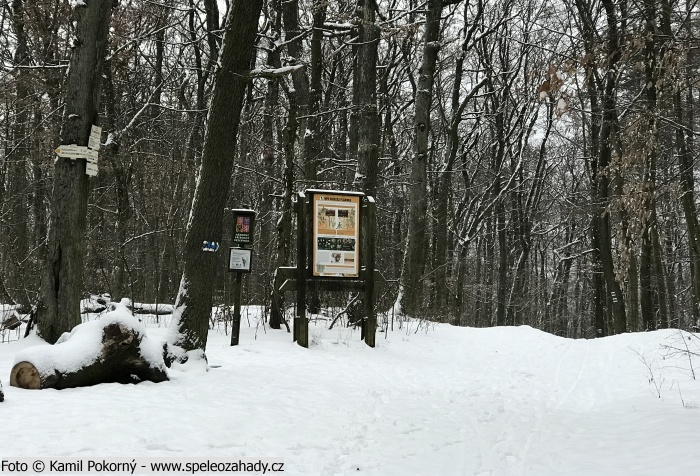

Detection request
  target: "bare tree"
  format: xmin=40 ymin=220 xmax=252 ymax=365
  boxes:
xmin=36 ymin=1 xmax=113 ymax=344
xmin=400 ymin=0 xmax=460 ymax=316
xmin=169 ymin=0 xmax=263 ymax=357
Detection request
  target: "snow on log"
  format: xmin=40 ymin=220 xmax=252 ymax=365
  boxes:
xmin=81 ymin=295 xmax=173 ymax=316
xmin=246 ymin=64 xmax=304 ymax=79
xmin=10 ymin=305 xmax=168 ymax=390
xmin=131 ymin=303 xmax=174 ymax=315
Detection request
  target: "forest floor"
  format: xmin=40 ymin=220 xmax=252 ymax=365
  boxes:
xmin=1 ymin=308 xmax=699 ymax=475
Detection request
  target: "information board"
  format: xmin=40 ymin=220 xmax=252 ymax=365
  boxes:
xmin=228 ymin=248 xmax=252 ymax=272
xmin=312 ymin=193 xmax=361 ymax=278
xmin=232 ymin=209 xmax=256 ymax=245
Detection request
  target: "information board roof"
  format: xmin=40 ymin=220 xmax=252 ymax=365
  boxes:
xmin=305 ymin=189 xmax=366 ymax=197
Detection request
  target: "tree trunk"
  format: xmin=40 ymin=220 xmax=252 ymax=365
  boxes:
xmin=640 ymin=237 xmax=654 ymax=330
xmin=281 ymin=0 xmax=310 ymax=163
xmin=36 ymin=1 xmax=113 ymax=344
xmin=305 ymin=1 xmax=326 ymax=185
xmin=595 ymin=0 xmax=626 ymax=334
xmin=546 ymin=221 xmax=575 ymax=335
xmin=665 ymin=0 xmax=700 ymax=324
xmin=628 ymin=252 xmax=640 ymax=331
xmin=5 ymin=0 xmax=31 ymax=308
xmin=651 ymin=224 xmax=669 ymax=328
xmin=303 ymin=2 xmax=327 ymax=315
xmin=664 ymin=229 xmax=677 ymax=326
xmin=591 ymin=219 xmax=606 ymax=337
xmin=355 ymin=0 xmax=380 ymax=197
xmin=455 ymin=243 xmax=467 ymax=325
xmin=434 ymin=37 xmax=464 ymax=316
xmin=400 ymin=0 xmax=444 ymax=316
xmin=639 ymin=0 xmax=669 ymax=330
xmin=484 ymin=215 xmax=495 ymax=325
xmin=574 ymin=0 xmax=607 ymax=337
xmin=170 ymin=0 xmax=263 ymax=355
xmin=496 ymin=200 xmax=508 ymax=326
xmin=261 ymin=0 xmax=282 ymax=295
xmin=473 ymin=240 xmax=485 ymax=326
xmin=269 ymin=89 xmax=298 ymax=330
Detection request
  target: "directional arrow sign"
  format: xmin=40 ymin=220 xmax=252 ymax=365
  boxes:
xmin=202 ymin=241 xmax=220 ymax=252
xmin=86 ymin=162 xmax=98 ymax=177
xmin=88 ymin=125 xmax=102 ymax=151
xmin=55 ymin=144 xmax=89 ymax=159
xmin=85 ymin=148 xmax=99 ymax=163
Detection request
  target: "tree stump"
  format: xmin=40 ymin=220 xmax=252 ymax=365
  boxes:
xmin=10 ymin=310 xmax=168 ymax=390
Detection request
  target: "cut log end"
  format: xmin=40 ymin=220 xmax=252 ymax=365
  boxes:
xmin=10 ymin=361 xmax=42 ymax=389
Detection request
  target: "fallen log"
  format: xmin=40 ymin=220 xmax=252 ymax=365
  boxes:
xmin=10 ymin=307 xmax=168 ymax=390
xmin=81 ymin=301 xmax=174 ymax=316
xmin=2 ymin=314 xmax=24 ymax=330
xmin=131 ymin=303 xmax=174 ymax=315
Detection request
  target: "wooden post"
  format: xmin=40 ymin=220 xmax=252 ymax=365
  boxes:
xmin=271 ymin=267 xmax=282 ymax=329
xmin=363 ymin=196 xmax=377 ymax=347
xmin=296 ymin=192 xmax=308 ymax=347
xmin=230 ymin=272 xmax=243 ymax=346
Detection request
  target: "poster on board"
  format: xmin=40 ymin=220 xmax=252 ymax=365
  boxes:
xmin=312 ymin=193 xmax=361 ymax=278
xmin=228 ymin=248 xmax=252 ymax=272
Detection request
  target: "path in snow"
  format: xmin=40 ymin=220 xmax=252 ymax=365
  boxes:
xmin=1 ymin=314 xmax=699 ymax=475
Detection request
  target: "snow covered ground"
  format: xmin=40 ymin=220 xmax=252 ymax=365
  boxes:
xmin=1 ymin=309 xmax=699 ymax=476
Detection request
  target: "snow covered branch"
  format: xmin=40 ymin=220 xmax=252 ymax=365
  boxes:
xmin=246 ymin=64 xmax=305 ymax=79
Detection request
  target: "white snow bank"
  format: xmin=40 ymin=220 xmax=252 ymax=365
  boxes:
xmin=133 ymin=303 xmax=174 ymax=314
xmin=1 ymin=312 xmax=699 ymax=475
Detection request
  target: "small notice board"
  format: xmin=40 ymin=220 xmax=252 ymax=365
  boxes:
xmin=232 ymin=209 xmax=256 ymax=245
xmin=228 ymin=248 xmax=252 ymax=272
